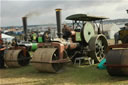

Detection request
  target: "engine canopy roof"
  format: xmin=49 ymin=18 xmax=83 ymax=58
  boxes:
xmin=66 ymin=14 xmax=108 ymax=21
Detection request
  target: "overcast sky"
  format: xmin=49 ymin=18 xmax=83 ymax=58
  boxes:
xmin=0 ymin=0 xmax=128 ymax=27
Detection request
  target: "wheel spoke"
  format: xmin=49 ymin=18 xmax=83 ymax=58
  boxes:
xmin=89 ymin=34 xmax=108 ymax=63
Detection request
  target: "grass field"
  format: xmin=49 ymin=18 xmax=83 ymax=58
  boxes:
xmin=0 ymin=64 xmax=128 ymax=85
xmin=0 ymin=39 xmax=128 ymax=85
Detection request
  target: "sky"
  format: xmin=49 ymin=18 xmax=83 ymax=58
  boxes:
xmin=0 ymin=0 xmax=128 ymax=27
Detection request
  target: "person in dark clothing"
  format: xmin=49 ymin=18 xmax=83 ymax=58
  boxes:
xmin=0 ymin=44 xmax=6 ymax=68
xmin=62 ymin=24 xmax=73 ymax=40
xmin=43 ymin=28 xmax=51 ymax=42
xmin=114 ymin=32 xmax=120 ymax=45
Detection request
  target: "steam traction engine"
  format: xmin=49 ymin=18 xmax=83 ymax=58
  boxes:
xmin=31 ymin=9 xmax=108 ymax=73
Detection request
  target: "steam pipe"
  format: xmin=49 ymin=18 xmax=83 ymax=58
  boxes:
xmin=22 ymin=17 xmax=27 ymax=41
xmin=55 ymin=9 xmax=63 ymax=38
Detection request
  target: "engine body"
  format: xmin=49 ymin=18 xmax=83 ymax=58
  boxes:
xmin=31 ymin=9 xmax=108 ymax=73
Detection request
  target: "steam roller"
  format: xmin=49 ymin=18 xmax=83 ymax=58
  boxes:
xmin=106 ymin=44 xmax=128 ymax=76
xmin=31 ymin=9 xmax=108 ymax=73
xmin=4 ymin=48 xmax=31 ymax=68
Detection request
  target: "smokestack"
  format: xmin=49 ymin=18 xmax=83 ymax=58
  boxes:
xmin=126 ymin=10 xmax=128 ymax=14
xmin=55 ymin=9 xmax=62 ymax=38
xmin=22 ymin=17 xmax=27 ymax=41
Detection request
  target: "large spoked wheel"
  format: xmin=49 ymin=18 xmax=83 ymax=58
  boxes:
xmin=89 ymin=34 xmax=108 ymax=63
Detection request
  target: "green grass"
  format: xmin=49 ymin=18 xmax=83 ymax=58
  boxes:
xmin=0 ymin=64 xmax=128 ymax=85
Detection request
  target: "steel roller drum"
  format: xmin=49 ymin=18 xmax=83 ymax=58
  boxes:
xmin=4 ymin=49 xmax=31 ymax=67
xmin=82 ymin=22 xmax=95 ymax=43
xmin=89 ymin=34 xmax=108 ymax=63
xmin=106 ymin=49 xmax=128 ymax=76
xmin=31 ymin=48 xmax=64 ymax=73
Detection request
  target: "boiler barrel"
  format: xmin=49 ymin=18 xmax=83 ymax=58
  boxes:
xmin=106 ymin=49 xmax=128 ymax=76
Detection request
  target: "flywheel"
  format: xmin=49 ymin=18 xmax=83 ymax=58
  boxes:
xmin=81 ymin=22 xmax=95 ymax=44
xmin=89 ymin=34 xmax=108 ymax=63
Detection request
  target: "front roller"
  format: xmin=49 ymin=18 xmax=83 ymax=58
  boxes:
xmin=89 ymin=34 xmax=108 ymax=63
xmin=31 ymin=48 xmax=67 ymax=73
xmin=106 ymin=49 xmax=128 ymax=76
xmin=4 ymin=49 xmax=31 ymax=67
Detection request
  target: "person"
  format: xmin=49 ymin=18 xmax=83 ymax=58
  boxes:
xmin=114 ymin=32 xmax=120 ymax=45
xmin=0 ymin=41 xmax=6 ymax=68
xmin=31 ymin=32 xmax=37 ymax=42
xmin=62 ymin=24 xmax=73 ymax=40
xmin=125 ymin=23 xmax=128 ymax=29
xmin=43 ymin=28 xmax=51 ymax=42
xmin=114 ymin=23 xmax=128 ymax=45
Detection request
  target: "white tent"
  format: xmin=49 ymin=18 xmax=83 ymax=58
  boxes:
xmin=1 ymin=33 xmax=15 ymax=43
xmin=103 ymin=24 xmax=120 ymax=39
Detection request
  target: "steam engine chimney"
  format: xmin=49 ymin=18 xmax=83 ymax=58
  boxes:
xmin=22 ymin=17 xmax=27 ymax=41
xmin=55 ymin=9 xmax=62 ymax=38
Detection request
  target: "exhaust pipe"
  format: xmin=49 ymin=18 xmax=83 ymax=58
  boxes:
xmin=55 ymin=9 xmax=62 ymax=38
xmin=22 ymin=17 xmax=27 ymax=41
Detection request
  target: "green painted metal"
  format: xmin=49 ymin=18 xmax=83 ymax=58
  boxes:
xmin=38 ymin=37 xmax=43 ymax=43
xmin=31 ymin=43 xmax=38 ymax=51
xmin=66 ymin=14 xmax=108 ymax=21
xmin=83 ymin=22 xmax=95 ymax=43
xmin=76 ymin=32 xmax=81 ymax=41
xmin=97 ymin=58 xmax=106 ymax=69
xmin=32 ymin=33 xmax=37 ymax=40
xmin=66 ymin=14 xmax=87 ymax=21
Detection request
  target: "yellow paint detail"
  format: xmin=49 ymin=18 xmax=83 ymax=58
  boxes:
xmin=55 ymin=9 xmax=62 ymax=11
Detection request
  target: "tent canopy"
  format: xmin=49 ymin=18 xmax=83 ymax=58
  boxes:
xmin=2 ymin=34 xmax=14 ymax=39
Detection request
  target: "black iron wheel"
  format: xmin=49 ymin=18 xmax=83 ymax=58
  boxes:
xmin=18 ymin=50 xmax=31 ymax=66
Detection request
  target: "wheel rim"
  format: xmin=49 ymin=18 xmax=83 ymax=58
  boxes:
xmin=52 ymin=49 xmax=63 ymax=72
xmin=95 ymin=39 xmax=106 ymax=61
xmin=89 ymin=34 xmax=108 ymax=63
xmin=18 ymin=50 xmax=31 ymax=66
